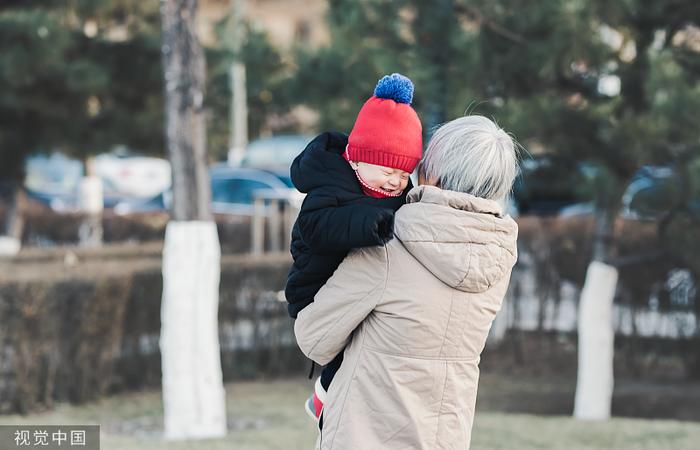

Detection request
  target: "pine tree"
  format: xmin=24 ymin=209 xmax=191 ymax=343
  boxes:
xmin=291 ymin=0 xmax=700 ymax=419
xmin=0 ymin=0 xmax=164 ymax=248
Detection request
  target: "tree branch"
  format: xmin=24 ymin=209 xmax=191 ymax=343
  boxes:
xmin=455 ymin=5 xmax=526 ymax=44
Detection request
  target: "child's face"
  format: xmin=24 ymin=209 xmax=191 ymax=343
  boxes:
xmin=350 ymin=161 xmax=410 ymax=196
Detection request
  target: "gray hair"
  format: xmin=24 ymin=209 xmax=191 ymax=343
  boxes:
xmin=420 ymin=115 xmax=520 ymax=202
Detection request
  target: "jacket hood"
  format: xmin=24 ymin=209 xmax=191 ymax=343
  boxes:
xmin=290 ymin=132 xmax=351 ymax=193
xmin=289 ymin=131 xmax=413 ymax=201
xmin=394 ymin=185 xmax=518 ymax=293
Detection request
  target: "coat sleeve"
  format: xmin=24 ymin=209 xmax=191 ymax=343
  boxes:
xmin=294 ymin=245 xmax=388 ymax=365
xmin=296 ymin=193 xmax=395 ymax=254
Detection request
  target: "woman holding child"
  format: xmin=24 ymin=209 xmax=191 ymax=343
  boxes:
xmin=292 ymin=74 xmax=520 ymax=450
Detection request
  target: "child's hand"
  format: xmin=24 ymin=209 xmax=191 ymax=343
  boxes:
xmin=374 ymin=209 xmax=395 ymax=244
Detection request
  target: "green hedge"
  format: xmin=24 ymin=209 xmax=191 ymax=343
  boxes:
xmin=0 ymin=251 xmax=304 ymax=414
xmin=2 ymin=215 xmax=698 ymax=414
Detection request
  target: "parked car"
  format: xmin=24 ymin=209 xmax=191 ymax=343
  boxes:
xmin=559 ymin=165 xmax=700 ymax=220
xmin=24 ymin=151 xmax=171 ymax=212
xmin=25 ymin=153 xmax=83 ymax=191
xmin=621 ymin=166 xmax=679 ymax=220
xmin=92 ymin=150 xmax=171 ymax=198
xmin=209 ymin=166 xmax=301 ymax=214
xmin=24 ymin=153 xmax=83 ymax=211
xmin=26 ymin=190 xmax=136 ymax=212
xmin=236 ymin=135 xmax=312 ymax=171
xmin=513 ymin=156 xmax=591 ymax=215
xmin=259 ymin=168 xmax=294 ymax=188
xmin=114 ymin=167 xmax=301 ymax=216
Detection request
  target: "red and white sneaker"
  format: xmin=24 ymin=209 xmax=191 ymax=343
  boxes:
xmin=304 ymin=377 xmax=326 ymax=423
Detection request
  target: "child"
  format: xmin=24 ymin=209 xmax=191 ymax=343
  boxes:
xmin=285 ymin=73 xmax=423 ymax=423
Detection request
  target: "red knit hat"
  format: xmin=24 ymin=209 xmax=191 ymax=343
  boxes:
xmin=347 ymin=74 xmax=423 ymax=173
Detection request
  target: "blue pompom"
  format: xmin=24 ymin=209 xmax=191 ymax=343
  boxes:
xmin=373 ymin=73 xmax=414 ymax=105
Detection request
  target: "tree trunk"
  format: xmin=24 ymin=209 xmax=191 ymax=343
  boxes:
xmin=77 ymin=159 xmax=104 ymax=248
xmin=159 ymin=0 xmax=226 ymax=440
xmin=0 ymin=183 xmax=25 ymax=256
xmin=509 ymin=274 xmax=524 ymax=365
xmin=573 ymin=209 xmax=618 ymax=420
xmin=161 ymin=0 xmax=212 ymax=222
xmin=227 ymin=0 xmax=248 ymax=166
xmin=227 ymin=62 xmax=248 ymax=166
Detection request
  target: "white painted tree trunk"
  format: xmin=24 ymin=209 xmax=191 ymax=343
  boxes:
xmin=78 ymin=175 xmax=104 ymax=215
xmin=160 ymin=221 xmax=227 ymax=439
xmin=1 ymin=183 xmax=26 ymax=257
xmin=0 ymin=236 xmax=20 ymax=257
xmin=573 ymin=261 xmax=618 ymax=420
xmin=77 ymin=174 xmax=104 ymax=247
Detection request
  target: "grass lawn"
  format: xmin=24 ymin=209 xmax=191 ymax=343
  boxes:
xmin=1 ymin=377 xmax=699 ymax=449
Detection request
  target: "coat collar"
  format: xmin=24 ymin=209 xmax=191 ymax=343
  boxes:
xmin=405 ymin=185 xmax=505 ymax=218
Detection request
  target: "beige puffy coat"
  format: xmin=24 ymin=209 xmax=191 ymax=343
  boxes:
xmin=295 ymin=185 xmax=518 ymax=450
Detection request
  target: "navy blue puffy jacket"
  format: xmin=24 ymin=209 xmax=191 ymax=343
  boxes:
xmin=285 ymin=132 xmax=411 ymax=318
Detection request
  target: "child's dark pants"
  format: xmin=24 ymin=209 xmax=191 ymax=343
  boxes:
xmin=320 ymin=352 xmax=344 ymax=391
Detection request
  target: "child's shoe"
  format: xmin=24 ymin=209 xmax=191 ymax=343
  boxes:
xmin=304 ymin=377 xmax=326 ymax=423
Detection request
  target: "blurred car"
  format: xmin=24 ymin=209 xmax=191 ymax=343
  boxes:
xmin=559 ymin=165 xmax=700 ymax=220
xmin=92 ymin=150 xmax=171 ymax=198
xmin=621 ymin=166 xmax=679 ymax=220
xmin=113 ymin=190 xmax=173 ymax=215
xmin=209 ymin=166 xmax=301 ymax=214
xmin=513 ymin=157 xmax=591 ymax=215
xmin=24 ymin=188 xmax=79 ymax=213
xmin=557 ymin=202 xmax=595 ymax=218
xmin=24 ymin=153 xmax=83 ymax=211
xmin=114 ymin=167 xmax=301 ymax=216
xmin=236 ymin=135 xmax=312 ymax=171
xmin=25 ymin=152 xmax=83 ymax=193
xmin=259 ymin=168 xmax=294 ymax=188
xmin=24 ymin=187 xmax=134 ymax=213
xmin=24 ymin=151 xmax=171 ymax=213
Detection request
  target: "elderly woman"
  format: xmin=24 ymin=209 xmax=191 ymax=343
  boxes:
xmin=294 ymin=115 xmax=520 ymax=450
